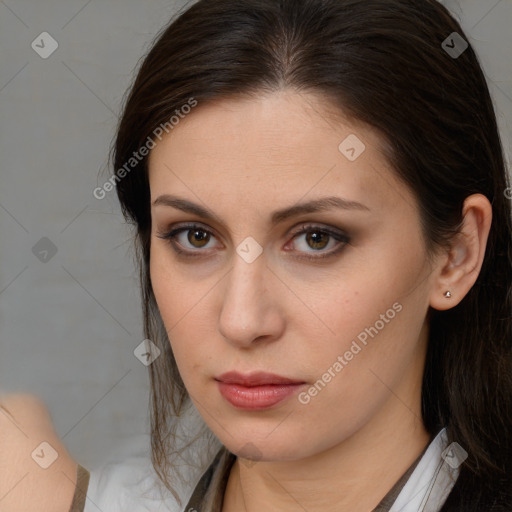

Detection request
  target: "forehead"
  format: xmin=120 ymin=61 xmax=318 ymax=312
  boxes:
xmin=147 ymin=90 xmax=410 ymax=216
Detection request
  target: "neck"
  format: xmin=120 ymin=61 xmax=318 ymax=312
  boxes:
xmin=222 ymin=396 xmax=430 ymax=512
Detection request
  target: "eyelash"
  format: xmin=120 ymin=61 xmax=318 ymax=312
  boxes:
xmin=156 ymin=223 xmax=350 ymax=261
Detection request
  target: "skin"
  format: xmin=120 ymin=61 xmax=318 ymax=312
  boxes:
xmin=0 ymin=393 xmax=78 ymax=512
xmin=148 ymin=89 xmax=492 ymax=512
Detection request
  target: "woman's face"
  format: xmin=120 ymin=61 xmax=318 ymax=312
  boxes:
xmin=148 ymin=90 xmax=436 ymax=462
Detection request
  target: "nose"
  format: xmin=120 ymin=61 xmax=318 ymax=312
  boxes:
xmin=218 ymin=254 xmax=286 ymax=349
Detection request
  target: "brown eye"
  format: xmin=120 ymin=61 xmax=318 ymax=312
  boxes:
xmin=305 ymin=231 xmax=330 ymax=250
xmin=156 ymin=223 xmax=222 ymax=256
xmin=187 ymin=228 xmax=210 ymax=248
xmin=285 ymin=224 xmax=350 ymax=261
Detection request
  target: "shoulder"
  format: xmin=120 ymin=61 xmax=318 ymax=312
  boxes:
xmin=0 ymin=392 xmax=78 ymax=512
xmin=85 ymin=432 xmax=220 ymax=512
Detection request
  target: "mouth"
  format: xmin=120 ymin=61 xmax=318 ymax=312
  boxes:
xmin=215 ymin=371 xmax=306 ymax=410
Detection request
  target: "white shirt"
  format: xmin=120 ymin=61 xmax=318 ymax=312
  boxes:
xmin=84 ymin=427 xmax=459 ymax=512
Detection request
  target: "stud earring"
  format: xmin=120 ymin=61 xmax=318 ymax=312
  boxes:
xmin=444 ymin=291 xmax=452 ymax=298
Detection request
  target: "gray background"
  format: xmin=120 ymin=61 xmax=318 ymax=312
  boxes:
xmin=1 ymin=0 xmax=511 ymax=470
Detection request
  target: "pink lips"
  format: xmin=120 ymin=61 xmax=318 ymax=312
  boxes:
xmin=215 ymin=371 xmax=306 ymax=410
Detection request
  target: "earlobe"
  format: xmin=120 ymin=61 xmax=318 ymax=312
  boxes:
xmin=430 ymin=194 xmax=492 ymax=311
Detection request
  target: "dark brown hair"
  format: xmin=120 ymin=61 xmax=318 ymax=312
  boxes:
xmin=112 ymin=0 xmax=512 ymax=509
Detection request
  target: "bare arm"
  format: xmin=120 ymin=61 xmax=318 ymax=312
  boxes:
xmin=0 ymin=393 xmax=79 ymax=512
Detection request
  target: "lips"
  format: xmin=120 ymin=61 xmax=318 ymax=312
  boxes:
xmin=215 ymin=371 xmax=306 ymax=410
xmin=216 ymin=371 xmax=304 ymax=386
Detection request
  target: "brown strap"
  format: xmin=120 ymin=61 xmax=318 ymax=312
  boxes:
xmin=69 ymin=464 xmax=90 ymax=512
xmin=372 ymin=439 xmax=432 ymax=511
xmin=184 ymin=436 xmax=435 ymax=512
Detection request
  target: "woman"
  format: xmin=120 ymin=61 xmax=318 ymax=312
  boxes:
xmin=4 ymin=0 xmax=511 ymax=511
xmin=105 ymin=0 xmax=512 ymax=510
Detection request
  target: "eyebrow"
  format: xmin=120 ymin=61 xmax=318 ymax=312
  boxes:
xmin=152 ymin=194 xmax=370 ymax=226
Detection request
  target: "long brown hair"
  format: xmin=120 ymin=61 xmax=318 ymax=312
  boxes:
xmin=112 ymin=0 xmax=512 ymax=509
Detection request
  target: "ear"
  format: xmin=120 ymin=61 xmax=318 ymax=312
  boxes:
xmin=430 ymin=193 xmax=492 ymax=311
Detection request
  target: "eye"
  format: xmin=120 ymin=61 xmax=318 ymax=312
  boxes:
xmin=285 ymin=224 xmax=350 ymax=260
xmin=156 ymin=224 xmax=222 ymax=255
xmin=156 ymin=222 xmax=350 ymax=261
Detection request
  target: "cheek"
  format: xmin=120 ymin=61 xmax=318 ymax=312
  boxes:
xmin=149 ymin=246 xmax=217 ymax=381
xmin=292 ymin=297 xmax=426 ymax=444
xmin=293 ymin=241 xmax=426 ymax=343
xmin=150 ymin=244 xmax=207 ymax=325
xmin=292 ymin=236 xmax=429 ymax=382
